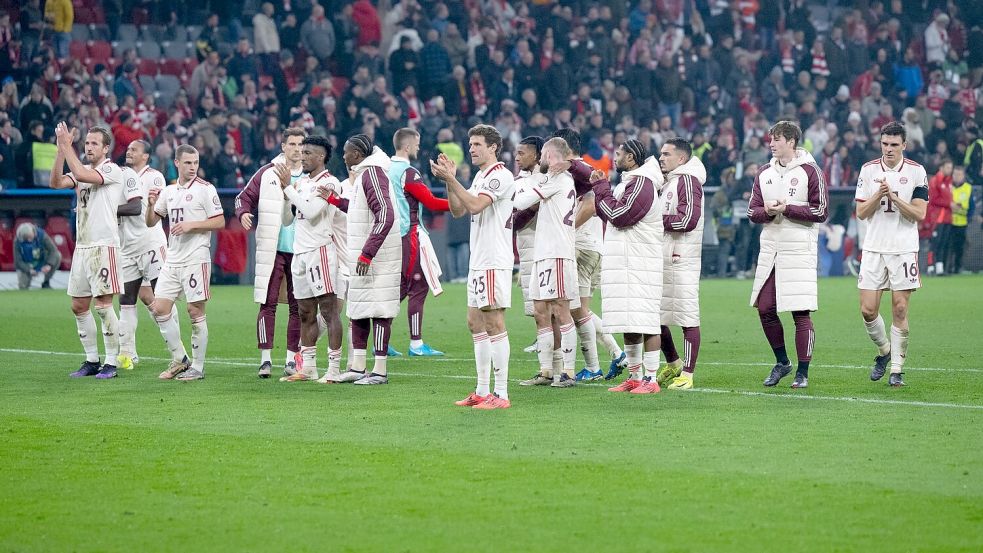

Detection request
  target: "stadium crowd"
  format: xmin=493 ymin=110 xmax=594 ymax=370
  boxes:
xmin=1 ymin=0 xmax=982 ymax=275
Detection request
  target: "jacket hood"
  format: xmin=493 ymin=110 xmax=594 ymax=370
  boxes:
xmin=770 ymin=148 xmax=817 ymax=171
xmin=271 ymin=153 xmax=286 ymax=165
xmin=668 ymin=156 xmax=707 ymax=184
xmin=353 ymin=147 xmax=391 ymax=173
xmin=622 ymin=156 xmax=665 ymax=189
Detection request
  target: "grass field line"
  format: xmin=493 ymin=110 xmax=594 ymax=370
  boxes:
xmin=6 ymin=347 xmax=983 ymax=411
xmin=5 ymin=346 xmax=981 ymax=374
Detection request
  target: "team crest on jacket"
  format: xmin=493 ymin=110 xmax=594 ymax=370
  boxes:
xmin=212 ymin=196 xmax=221 ymax=206
xmin=790 ymin=178 xmax=799 ymax=186
xmin=185 ymin=194 xmax=193 ymax=201
xmin=487 ymin=179 xmax=501 ymax=190
xmin=900 ymin=177 xmax=908 ymax=184
xmin=666 ymin=191 xmax=673 ymax=200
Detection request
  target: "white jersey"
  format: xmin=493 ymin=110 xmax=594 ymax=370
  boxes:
xmin=468 ymin=162 xmax=515 ymax=271
xmin=154 ymin=176 xmax=224 ymax=266
xmin=119 ymin=165 xmax=167 ymax=258
xmin=574 ymin=193 xmax=603 ymax=253
xmin=855 ymin=157 xmax=928 ymax=254
xmin=69 ymin=158 xmax=126 ymax=247
xmin=284 ymin=169 xmax=339 ymax=254
xmin=516 ymin=171 xmax=576 ymax=261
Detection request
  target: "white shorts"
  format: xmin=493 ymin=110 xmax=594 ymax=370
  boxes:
xmin=120 ymin=244 xmax=166 ymax=286
xmin=291 ymin=244 xmax=338 ymax=300
xmin=576 ymin=248 xmax=602 ymax=299
xmin=858 ymin=251 xmax=921 ymax=291
xmin=67 ymin=245 xmax=122 ymax=297
xmin=154 ymin=262 xmax=211 ymax=303
xmin=467 ymin=268 xmax=511 ymax=309
xmin=528 ymin=258 xmax=578 ymax=302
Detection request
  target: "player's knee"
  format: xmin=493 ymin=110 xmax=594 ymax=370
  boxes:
xmin=860 ymin=304 xmax=878 ymax=321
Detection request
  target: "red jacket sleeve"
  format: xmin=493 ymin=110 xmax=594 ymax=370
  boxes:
xmin=357 ymin=167 xmax=396 ymax=265
xmin=513 ymin=206 xmax=538 ymax=230
xmin=592 ymin=175 xmax=655 ymax=228
xmin=747 ymin=171 xmax=775 ymax=224
xmin=663 ymin=175 xmax=703 ymax=232
xmin=404 ymin=169 xmax=450 ymax=212
xmin=569 ymin=159 xmax=594 ymax=197
xmin=783 ymin=163 xmax=830 ymax=223
xmin=234 ymin=164 xmax=268 ymax=223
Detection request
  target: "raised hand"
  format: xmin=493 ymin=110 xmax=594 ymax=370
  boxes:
xmin=274 ymin=163 xmax=292 ymax=189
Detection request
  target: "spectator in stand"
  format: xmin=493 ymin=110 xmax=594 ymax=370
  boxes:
xmin=419 ymin=29 xmax=452 ymax=101
xmin=924 ymin=14 xmax=950 ymax=67
xmin=928 ymin=159 xmax=954 ymax=275
xmin=252 ymin=3 xmax=280 ymax=75
xmin=301 ymin=4 xmax=336 ymax=66
xmin=949 ymin=166 xmax=971 ymax=274
xmin=43 ymin=0 xmax=72 ymax=60
xmin=14 ymin=222 xmax=61 ymax=289
xmin=352 ymin=0 xmax=382 ymax=47
xmin=389 ymin=36 xmax=420 ymax=97
xmin=111 ymin=111 xmax=146 ymax=162
xmin=19 ymin=85 xmax=52 ymax=133
xmin=113 ymin=64 xmax=141 ymax=106
xmin=228 ymin=39 xmax=260 ymax=90
xmin=190 ymin=51 xmax=222 ymax=103
xmin=20 ymin=0 xmax=44 ymax=65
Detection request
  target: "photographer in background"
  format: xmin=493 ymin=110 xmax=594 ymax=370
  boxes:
xmin=14 ymin=222 xmax=61 ymax=289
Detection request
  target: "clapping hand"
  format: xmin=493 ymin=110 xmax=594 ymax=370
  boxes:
xmin=274 ymin=163 xmax=292 ymax=190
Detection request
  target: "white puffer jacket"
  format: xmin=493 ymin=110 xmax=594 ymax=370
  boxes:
xmin=661 ymin=156 xmax=706 ymax=327
xmin=749 ymin=149 xmax=828 ymax=312
xmin=250 ymin=154 xmax=290 ymax=304
xmin=598 ymin=157 xmax=665 ymax=335
xmin=346 ymin=148 xmax=401 ymax=320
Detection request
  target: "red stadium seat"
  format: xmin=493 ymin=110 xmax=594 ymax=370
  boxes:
xmin=70 ymin=41 xmax=89 ymax=61
xmin=158 ymin=58 xmax=184 ymax=77
xmin=87 ymin=40 xmax=112 ymax=63
xmin=0 ymin=224 xmax=13 ymax=271
xmin=137 ymin=58 xmax=158 ymax=77
xmin=183 ymin=57 xmax=198 ymax=74
xmin=44 ymin=216 xmax=75 ymax=270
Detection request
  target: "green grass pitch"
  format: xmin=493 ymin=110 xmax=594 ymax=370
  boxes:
xmin=1 ymin=276 xmax=982 ymax=552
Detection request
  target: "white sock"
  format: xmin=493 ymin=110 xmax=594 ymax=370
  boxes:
xmin=372 ymin=355 xmax=387 ymax=376
xmin=149 ymin=304 xmax=184 ymax=358
xmin=593 ymin=313 xmax=622 ymax=359
xmin=190 ymin=316 xmax=208 ymax=373
xmin=119 ymin=304 xmax=137 ymax=355
xmin=327 ymin=348 xmax=342 ymax=377
xmin=260 ymin=348 xmax=272 ymax=364
xmin=351 ymin=349 xmax=367 ymax=372
xmin=489 ymin=332 xmax=510 ymax=400
xmin=410 ymin=338 xmax=424 ymax=349
xmin=575 ymin=313 xmax=600 ymax=371
xmin=286 ymin=350 xmax=297 ymax=366
xmin=559 ymin=322 xmax=576 ymax=374
xmin=473 ymin=332 xmax=491 ymax=395
xmin=625 ymin=342 xmax=643 ymax=380
xmin=643 ymin=349 xmax=661 ymax=380
xmin=864 ymin=315 xmax=891 ymax=356
xmin=155 ymin=312 xmax=186 ymax=362
xmin=75 ymin=312 xmax=100 ymax=363
xmin=552 ymin=349 xmax=563 ymax=372
xmin=301 ymin=346 xmax=318 ymax=378
xmin=890 ymin=326 xmax=909 ymax=373
xmin=536 ymin=327 xmax=554 ymax=374
xmin=94 ymin=305 xmax=120 ymax=365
